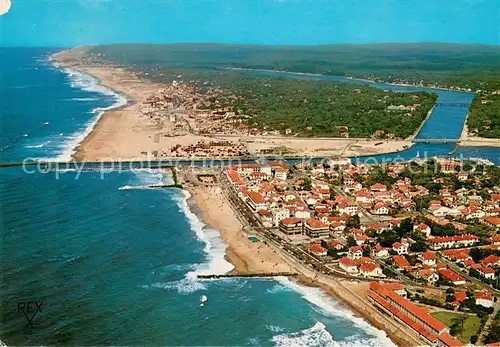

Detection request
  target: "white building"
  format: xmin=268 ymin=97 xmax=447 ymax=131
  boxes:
xmin=475 ymin=292 xmax=494 ymax=308
xmin=295 ymin=210 xmax=312 ymax=219
xmin=274 ymin=168 xmax=288 ymax=181
xmin=246 ymin=192 xmax=268 ymax=211
xmin=348 ymin=246 xmax=363 ymax=260
xmin=339 ymin=257 xmax=358 ymax=274
xmin=392 ymin=242 xmax=408 ymax=255
xmin=360 ymin=263 xmax=384 ymax=277
xmin=272 ymin=208 xmax=290 ymax=227
xmin=421 ymin=251 xmax=437 ymax=266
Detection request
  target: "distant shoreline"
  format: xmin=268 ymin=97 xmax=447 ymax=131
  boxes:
xmin=232 ymin=67 xmax=500 ymax=146
xmin=228 ymin=67 xmax=476 ymax=93
xmin=49 ymin=47 xmax=420 ymax=162
xmin=51 ymin=47 xmax=500 ymax=163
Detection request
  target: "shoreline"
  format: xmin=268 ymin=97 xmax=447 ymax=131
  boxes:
xmin=51 ymin=48 xmax=499 ymax=164
xmin=49 ymin=48 xmax=436 ymax=163
xmin=229 ymin=67 xmax=477 ymax=93
xmin=48 ymin=48 xmax=473 ymax=346
xmin=182 ymin=174 xmax=424 ymax=347
xmin=459 ymin=112 xmax=500 ymax=148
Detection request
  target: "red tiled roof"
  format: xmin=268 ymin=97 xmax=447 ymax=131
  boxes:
xmin=306 ymin=219 xmax=327 ymax=229
xmin=483 ymin=254 xmax=500 ymax=266
xmin=481 ymin=266 xmax=496 ymax=274
xmin=454 ymin=291 xmax=467 ymax=304
xmin=417 ymin=223 xmax=430 ymax=230
xmin=339 ymin=257 xmax=357 ymax=267
xmin=428 ymin=234 xmax=479 ymax=244
xmin=227 ymin=170 xmax=244 ymax=184
xmin=280 ymin=217 xmax=303 ymax=225
xmin=439 ymin=269 xmax=465 ymax=283
xmin=385 ymin=290 xmax=447 ymax=333
xmin=483 ymin=216 xmax=500 ymax=226
xmin=360 ymin=262 xmax=380 ymax=273
xmin=327 ymin=240 xmax=343 ymax=248
xmin=248 ymin=191 xmax=265 ymax=203
xmin=475 ymin=291 xmax=493 ymax=300
xmin=393 ymin=255 xmax=410 ymax=267
xmin=423 ymin=251 xmax=437 ymax=260
xmin=438 ymin=332 xmax=462 ymax=347
xmin=308 ymin=245 xmax=327 ymax=253
xmin=367 ymin=284 xmax=443 ymax=342
xmin=463 ymin=259 xmax=476 ymax=267
xmin=382 ymin=282 xmax=405 ymax=291
xmin=489 ymin=234 xmax=500 ymax=243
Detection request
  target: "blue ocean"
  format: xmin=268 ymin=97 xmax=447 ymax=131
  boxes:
xmin=0 ymin=48 xmax=399 ymax=346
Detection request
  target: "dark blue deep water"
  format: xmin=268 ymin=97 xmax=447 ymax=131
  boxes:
xmin=1 ymin=48 xmax=395 ymax=346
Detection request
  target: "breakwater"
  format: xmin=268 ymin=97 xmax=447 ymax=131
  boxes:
xmin=197 ymin=272 xmax=298 ymax=279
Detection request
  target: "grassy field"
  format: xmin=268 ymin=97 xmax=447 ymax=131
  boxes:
xmin=431 ymin=311 xmax=481 ymax=343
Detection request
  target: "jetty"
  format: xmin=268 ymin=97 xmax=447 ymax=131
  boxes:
xmin=40 ymin=161 xmax=174 ymax=173
xmin=119 ymin=183 xmax=182 ymax=190
xmin=196 ymin=272 xmax=298 ymax=279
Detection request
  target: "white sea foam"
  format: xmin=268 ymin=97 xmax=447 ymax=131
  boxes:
xmin=266 ymin=325 xmax=285 ymax=333
xmin=149 ymin=278 xmax=206 ymax=294
xmin=25 ymin=140 xmax=51 ymax=149
xmin=337 ymin=335 xmax=390 ymax=347
xmin=176 ymin=190 xmax=234 ymax=276
xmin=132 ymin=171 xmax=233 ymax=294
xmin=275 ymin=277 xmax=395 ymax=347
xmin=69 ymin=97 xmax=100 ymax=101
xmin=131 ymin=169 xmax=167 ymax=186
xmin=119 ymin=170 xmax=173 ymax=190
xmin=266 ymin=283 xmax=293 ymax=294
xmin=272 ymin=322 xmax=338 ymax=347
xmin=45 ymin=66 xmax=128 ymax=162
xmin=154 ymin=189 xmax=234 ymax=294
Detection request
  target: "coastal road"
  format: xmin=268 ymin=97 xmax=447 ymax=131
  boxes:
xmin=440 ymin=257 xmax=500 ymax=296
xmin=478 ymin=300 xmax=500 ymax=344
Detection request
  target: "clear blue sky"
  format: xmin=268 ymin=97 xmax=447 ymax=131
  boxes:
xmin=1 ymin=0 xmax=499 ymax=47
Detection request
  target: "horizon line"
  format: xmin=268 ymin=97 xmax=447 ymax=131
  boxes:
xmin=1 ymin=41 xmax=500 ymax=49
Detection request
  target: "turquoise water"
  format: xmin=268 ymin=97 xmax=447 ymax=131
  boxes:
xmin=0 ymin=48 xmax=394 ymax=346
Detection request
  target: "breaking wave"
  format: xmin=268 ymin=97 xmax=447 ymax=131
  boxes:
xmin=175 ymin=190 xmax=234 ymax=276
xmin=46 ymin=66 xmax=128 ymax=161
xmin=272 ymin=322 xmax=338 ymax=347
xmin=136 ymin=179 xmax=233 ymax=294
xmin=275 ymin=277 xmax=395 ymax=347
xmin=25 ymin=140 xmax=51 ymax=149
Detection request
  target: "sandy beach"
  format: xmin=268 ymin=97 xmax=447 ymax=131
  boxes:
xmin=52 ymin=49 xmax=217 ymax=162
xmin=187 ymin=184 xmax=293 ymax=274
xmin=52 ymin=47 xmax=419 ymax=162
xmin=51 ymin=47 xmax=441 ymax=346
xmin=183 ymin=174 xmax=425 ymax=347
xmin=459 ymin=115 xmax=500 ymax=147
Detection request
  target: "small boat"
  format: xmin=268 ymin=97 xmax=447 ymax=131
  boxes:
xmin=415 ymin=151 xmax=420 ymax=158
xmin=43 ymin=121 xmax=49 ymax=125
xmin=200 ymin=295 xmax=208 ymax=306
xmin=23 ymin=133 xmax=28 ymax=137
